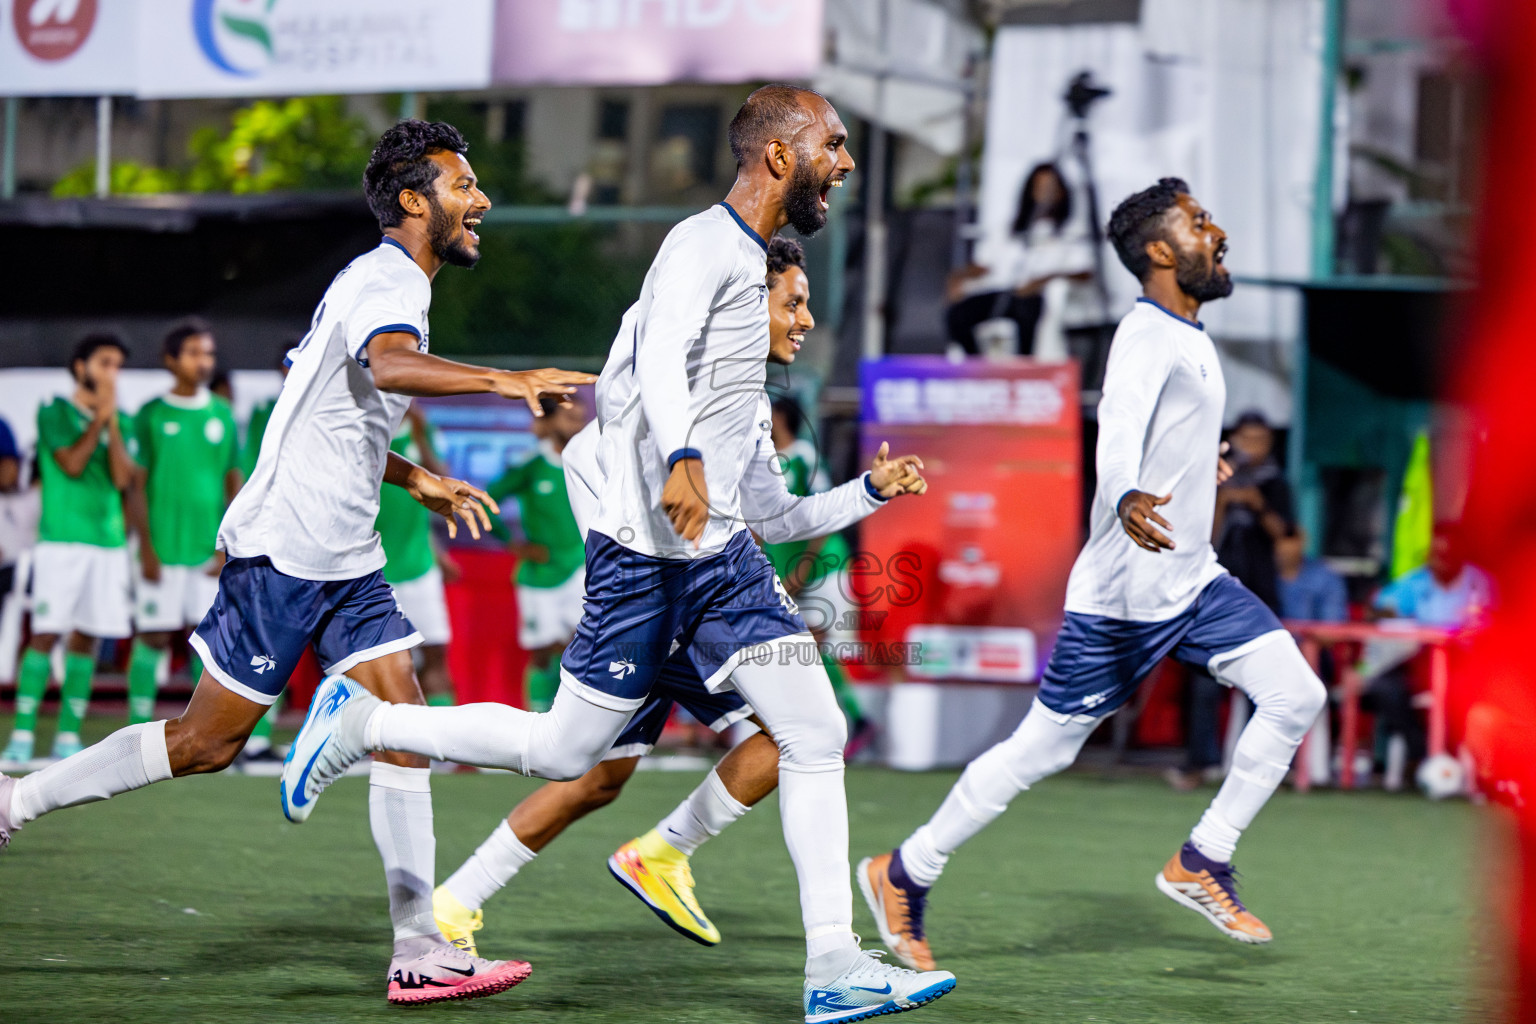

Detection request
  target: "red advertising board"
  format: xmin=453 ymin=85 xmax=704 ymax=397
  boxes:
xmin=856 ymin=357 xmax=1081 ymax=683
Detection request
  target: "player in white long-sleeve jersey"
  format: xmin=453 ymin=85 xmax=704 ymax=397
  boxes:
xmin=859 ymin=178 xmax=1328 ymax=970
xmin=431 ymin=237 xmax=928 ymax=955
xmin=0 ymin=120 xmax=595 ymax=1005
xmin=280 ymin=86 xmax=956 ymax=1024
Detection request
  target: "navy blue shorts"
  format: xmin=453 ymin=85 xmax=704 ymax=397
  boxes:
xmin=1038 ymin=574 xmax=1286 ymax=718
xmin=189 ymin=555 xmax=422 ymax=706
xmin=606 ymin=650 xmax=753 ymax=759
xmin=560 ymin=530 xmax=806 ymax=711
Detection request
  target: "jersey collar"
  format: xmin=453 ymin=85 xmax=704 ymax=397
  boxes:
xmin=1137 ymin=296 xmax=1204 ymax=331
xmin=162 ymin=388 xmax=212 ymax=410
xmin=537 ymin=437 xmax=564 ymax=465
xmin=718 ymin=202 xmax=769 ymax=254
xmin=381 ymin=236 xmax=415 ymax=261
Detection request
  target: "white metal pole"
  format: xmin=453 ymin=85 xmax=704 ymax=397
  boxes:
xmin=860 ymin=0 xmax=890 ymax=362
xmin=95 ymin=95 xmax=111 ymax=198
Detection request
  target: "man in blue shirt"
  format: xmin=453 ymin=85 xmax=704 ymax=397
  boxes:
xmin=1276 ymin=528 xmax=1347 ymax=623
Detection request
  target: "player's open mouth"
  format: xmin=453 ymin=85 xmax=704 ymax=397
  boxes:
xmin=789 ymin=331 xmax=804 ymax=351
xmin=1214 ymin=241 xmax=1228 ymax=265
xmin=464 ymin=215 xmax=482 ymax=245
xmin=818 ymin=176 xmax=845 ymax=212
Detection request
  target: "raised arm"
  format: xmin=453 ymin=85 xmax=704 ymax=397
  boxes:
xmin=366 ymin=334 xmax=592 ymax=414
xmin=742 ymin=438 xmax=925 ymax=544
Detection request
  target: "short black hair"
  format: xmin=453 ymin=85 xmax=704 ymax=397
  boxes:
xmin=1232 ymin=409 xmax=1271 ymax=432
xmin=163 ymin=317 xmax=213 ymax=359
xmin=765 ymin=236 xmax=805 ymax=288
xmin=1107 ymin=177 xmax=1190 ymax=281
xmin=771 ymin=395 xmax=804 ymax=437
xmin=363 ymin=119 xmax=470 ymax=229
xmin=70 ymin=332 xmax=128 ymax=377
xmin=728 ymin=84 xmax=822 ymax=167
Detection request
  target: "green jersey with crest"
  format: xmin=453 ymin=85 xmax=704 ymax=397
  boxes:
xmin=374 ymin=422 xmax=438 ymax=585
xmin=761 ymin=439 xmax=851 ymax=585
xmin=134 ymin=391 xmax=239 ymax=566
xmin=486 ymin=441 xmax=584 ymax=589
xmin=35 ymin=397 xmax=133 ymax=548
xmin=242 ymin=396 xmax=277 ymax=479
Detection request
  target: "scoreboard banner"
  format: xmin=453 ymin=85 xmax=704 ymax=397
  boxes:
xmin=855 ymin=356 xmax=1081 ymax=684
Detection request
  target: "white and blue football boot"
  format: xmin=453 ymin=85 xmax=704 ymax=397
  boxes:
xmin=803 ymin=948 xmax=956 ymax=1023
xmin=280 ymin=674 xmax=378 ymax=823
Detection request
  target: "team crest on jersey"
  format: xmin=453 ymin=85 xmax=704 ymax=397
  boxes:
xmin=163 ymin=421 xmax=181 ymax=436
xmin=204 ymin=418 xmax=225 ymax=444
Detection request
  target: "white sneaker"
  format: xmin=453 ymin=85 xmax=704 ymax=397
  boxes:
xmin=279 ymin=675 xmax=377 ymax=823
xmin=803 ymin=948 xmax=956 ymax=1023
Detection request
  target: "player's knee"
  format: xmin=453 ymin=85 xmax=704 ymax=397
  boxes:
xmin=531 ymin=743 xmax=600 ymax=782
xmin=1284 ymin=672 xmax=1328 ymax=729
xmin=773 ymin=714 xmax=846 ymax=771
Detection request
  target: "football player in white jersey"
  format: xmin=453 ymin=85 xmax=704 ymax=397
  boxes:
xmin=283 ymin=86 xmax=957 ymax=1024
xmin=0 ymin=120 xmax=595 ymax=1006
xmin=430 ymin=236 xmax=928 ymax=956
xmin=859 ymin=179 xmax=1329 ymax=970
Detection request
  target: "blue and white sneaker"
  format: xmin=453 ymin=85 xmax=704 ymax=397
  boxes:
xmin=279 ymin=675 xmax=378 ymax=823
xmin=804 ymin=949 xmax=956 ymax=1023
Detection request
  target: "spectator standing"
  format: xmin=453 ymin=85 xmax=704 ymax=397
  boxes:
xmin=1 ymin=334 xmax=137 ymax=766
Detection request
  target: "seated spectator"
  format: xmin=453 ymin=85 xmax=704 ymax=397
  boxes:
xmin=1276 ymin=526 xmax=1347 ymax=623
xmin=1214 ymin=411 xmax=1293 ymax=613
xmin=1366 ymin=522 xmax=1492 ymax=788
xmin=945 ymin=162 xmax=1094 ymax=357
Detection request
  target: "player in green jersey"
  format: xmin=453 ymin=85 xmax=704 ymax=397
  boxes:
xmin=240 ymin=340 xmax=293 ymax=480
xmin=485 ymin=398 xmax=587 ymax=712
xmin=762 ymin=395 xmax=874 ymax=751
xmin=124 ymin=322 xmax=242 ymax=727
xmin=1 ymin=334 xmax=138 ymax=766
xmin=376 ymin=403 xmax=459 ymax=708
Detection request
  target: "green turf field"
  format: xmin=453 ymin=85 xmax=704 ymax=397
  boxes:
xmin=0 ymin=742 xmax=1487 ymax=1023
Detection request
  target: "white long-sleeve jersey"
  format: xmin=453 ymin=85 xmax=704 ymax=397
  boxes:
xmin=590 ymin=203 xmax=776 ymax=558
xmin=1063 ymin=298 xmax=1228 ymax=621
xmin=565 ymin=398 xmax=886 ymax=547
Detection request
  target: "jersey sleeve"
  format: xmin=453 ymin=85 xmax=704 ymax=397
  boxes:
xmin=1095 ymin=328 xmax=1177 ymax=512
xmin=636 ymin=224 xmax=733 ymax=467
xmin=740 ymin=424 xmax=885 ymax=544
xmin=485 ymin=459 xmax=529 ymax=504
xmin=36 ymin=400 xmax=75 ymax=460
xmin=346 ymin=266 xmax=429 ymax=368
xmin=132 ymin=404 xmax=155 ymax=472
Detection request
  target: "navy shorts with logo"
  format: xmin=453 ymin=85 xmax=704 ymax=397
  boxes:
xmin=560 ymin=529 xmax=805 ymax=711
xmin=606 ymin=650 xmax=753 ymax=760
xmin=1038 ymin=574 xmax=1287 ymax=718
xmin=189 ymin=555 xmax=422 ymax=706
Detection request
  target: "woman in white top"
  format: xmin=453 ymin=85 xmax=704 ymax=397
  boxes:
xmin=946 ymin=162 xmax=1095 ymax=356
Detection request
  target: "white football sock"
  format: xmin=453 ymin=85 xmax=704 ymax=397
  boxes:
xmin=368 ymin=761 xmax=440 ymax=953
xmin=444 ymin=820 xmax=538 ymax=912
xmin=656 ymin=767 xmax=750 ymax=856
xmin=900 ymin=701 xmax=1097 ymax=887
xmin=12 ymin=721 xmax=172 ymax=825
xmin=1193 ymin=638 xmax=1327 ymax=862
xmin=364 ymin=680 xmax=626 ymax=780
xmin=727 ymin=638 xmax=858 ymax=983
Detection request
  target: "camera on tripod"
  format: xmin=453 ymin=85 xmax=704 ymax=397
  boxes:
xmin=1064 ymin=71 xmax=1112 ymax=119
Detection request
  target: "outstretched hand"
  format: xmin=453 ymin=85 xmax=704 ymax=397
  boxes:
xmin=407 ymin=471 xmax=501 ymax=540
xmin=868 ymin=441 xmax=927 ymax=497
xmin=1117 ymin=490 xmax=1175 ymax=552
xmin=493 ymin=368 xmax=598 ymax=417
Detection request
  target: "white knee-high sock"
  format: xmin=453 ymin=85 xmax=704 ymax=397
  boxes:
xmin=656 ymin=767 xmax=751 ymax=855
xmin=900 ymin=701 xmax=1098 ymax=887
xmin=727 ymin=639 xmax=859 ymax=981
xmin=443 ymin=820 xmax=538 ymax=912
xmin=369 ymin=762 xmax=441 ymax=954
xmin=1193 ymin=639 xmax=1327 ymax=862
xmin=12 ymin=721 xmax=173 ymax=825
xmin=363 ymin=682 xmax=628 ymax=781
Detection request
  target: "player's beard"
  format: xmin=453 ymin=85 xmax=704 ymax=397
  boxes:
xmin=426 ymin=196 xmax=481 ymax=268
xmin=1175 ymin=246 xmax=1233 ymax=303
xmin=783 ymin=152 xmax=828 ymax=237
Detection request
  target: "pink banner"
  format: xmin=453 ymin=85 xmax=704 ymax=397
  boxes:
xmin=494 ymin=0 xmax=823 ymax=86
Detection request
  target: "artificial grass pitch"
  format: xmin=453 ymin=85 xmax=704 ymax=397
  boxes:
xmin=0 ymin=758 xmax=1485 ymax=1023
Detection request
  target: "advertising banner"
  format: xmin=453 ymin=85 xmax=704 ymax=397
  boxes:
xmin=493 ymin=0 xmax=822 ymax=86
xmin=0 ymin=0 xmax=136 ymax=96
xmin=855 ymin=357 xmax=1081 ymax=683
xmin=136 ymin=0 xmax=494 ymax=99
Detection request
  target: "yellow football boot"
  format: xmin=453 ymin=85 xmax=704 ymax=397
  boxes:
xmin=432 ymin=885 xmax=485 ymax=957
xmin=607 ymin=829 xmax=721 ymax=946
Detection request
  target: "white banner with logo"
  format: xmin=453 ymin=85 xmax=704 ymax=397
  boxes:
xmin=0 ymin=0 xmax=136 ymax=95
xmin=135 ymin=0 xmax=494 ymax=99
